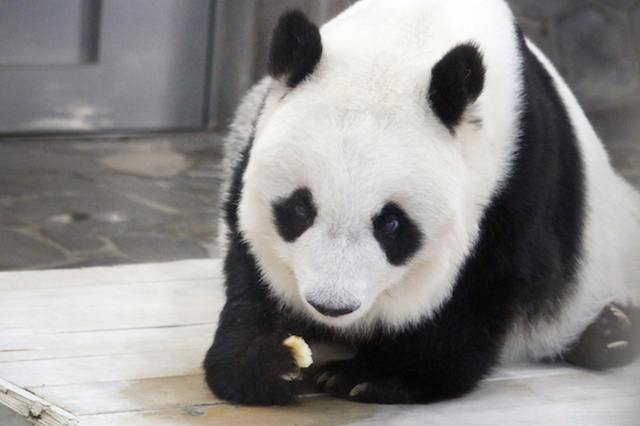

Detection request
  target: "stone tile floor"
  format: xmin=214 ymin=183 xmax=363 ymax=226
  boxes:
xmin=0 ymin=105 xmax=638 ymax=272
xmin=0 ymin=133 xmax=224 ymax=271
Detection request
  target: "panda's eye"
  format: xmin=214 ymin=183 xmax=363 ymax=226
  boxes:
xmin=381 ymin=216 xmax=400 ymax=235
xmin=374 ymin=212 xmax=402 ymax=238
xmin=294 ymin=201 xmax=310 ymax=219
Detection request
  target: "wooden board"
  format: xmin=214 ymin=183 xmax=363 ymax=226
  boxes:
xmin=1 ymin=260 xmax=639 ymax=425
xmin=0 ymin=378 xmax=78 ymax=426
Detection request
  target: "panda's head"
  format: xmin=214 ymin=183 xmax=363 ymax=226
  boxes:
xmin=238 ymin=6 xmax=520 ymax=331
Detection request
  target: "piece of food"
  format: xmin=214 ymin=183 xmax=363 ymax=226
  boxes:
xmin=283 ymin=335 xmax=313 ymax=368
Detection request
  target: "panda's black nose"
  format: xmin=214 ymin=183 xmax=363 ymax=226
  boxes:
xmin=307 ymin=300 xmax=360 ymax=317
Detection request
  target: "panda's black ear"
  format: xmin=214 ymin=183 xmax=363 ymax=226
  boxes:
xmin=268 ymin=10 xmax=323 ymax=88
xmin=428 ymin=43 xmax=485 ymax=134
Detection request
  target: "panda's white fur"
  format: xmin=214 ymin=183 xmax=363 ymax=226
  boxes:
xmin=205 ymin=0 xmax=640 ymax=406
xmin=229 ymin=0 xmax=639 ymax=360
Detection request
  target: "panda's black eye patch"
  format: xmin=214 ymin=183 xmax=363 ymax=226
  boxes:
xmin=373 ymin=203 xmax=423 ymax=266
xmin=273 ymin=188 xmax=317 ymax=242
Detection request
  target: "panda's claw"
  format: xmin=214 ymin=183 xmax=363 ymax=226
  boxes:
xmin=280 ymin=367 xmax=302 ymax=381
xmin=608 ymin=305 xmax=632 ymax=329
xmin=606 ymin=341 xmax=629 ymax=349
xmin=325 ymin=375 xmax=339 ymax=389
xmin=349 ymin=383 xmax=370 ymax=397
xmin=315 ymin=372 xmax=331 ymax=387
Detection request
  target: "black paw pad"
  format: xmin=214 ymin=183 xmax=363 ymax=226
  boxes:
xmin=563 ymin=304 xmax=640 ymax=370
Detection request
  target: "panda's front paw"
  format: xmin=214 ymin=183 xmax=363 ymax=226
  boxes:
xmin=204 ymin=333 xmax=308 ymax=406
xmin=564 ymin=304 xmax=640 ymax=370
xmin=312 ymin=360 xmax=414 ymax=404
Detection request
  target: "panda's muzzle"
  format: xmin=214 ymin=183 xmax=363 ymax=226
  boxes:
xmin=307 ymin=299 xmax=361 ymax=318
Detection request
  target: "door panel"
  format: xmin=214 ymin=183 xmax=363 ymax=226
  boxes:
xmin=0 ymin=0 xmax=100 ymax=66
xmin=0 ymin=0 xmax=212 ymax=134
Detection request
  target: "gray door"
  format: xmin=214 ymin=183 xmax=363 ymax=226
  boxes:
xmin=0 ymin=0 xmax=213 ymax=134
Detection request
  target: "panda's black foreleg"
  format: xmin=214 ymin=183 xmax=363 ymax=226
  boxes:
xmin=562 ymin=303 xmax=640 ymax=370
xmin=203 ymin=238 xmax=302 ymax=406
xmin=312 ymin=322 xmax=503 ymax=404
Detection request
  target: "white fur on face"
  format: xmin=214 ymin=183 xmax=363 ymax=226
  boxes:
xmin=292 ymin=222 xmax=395 ymax=326
xmin=238 ymin=0 xmax=523 ymax=334
xmin=241 ymin=92 xmax=465 ymax=329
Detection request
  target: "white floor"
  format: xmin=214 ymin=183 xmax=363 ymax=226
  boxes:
xmin=1 ymin=260 xmax=638 ymax=425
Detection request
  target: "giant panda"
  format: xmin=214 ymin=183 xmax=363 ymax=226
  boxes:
xmin=204 ymin=0 xmax=640 ymax=406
